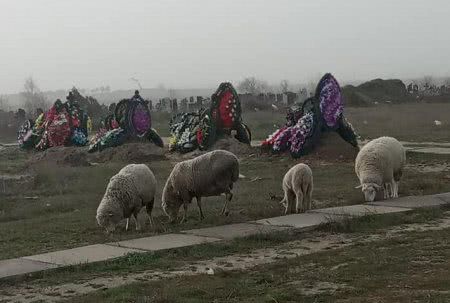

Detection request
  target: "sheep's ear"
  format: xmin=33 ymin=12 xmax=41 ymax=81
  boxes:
xmin=354 ymin=185 xmax=362 ymax=189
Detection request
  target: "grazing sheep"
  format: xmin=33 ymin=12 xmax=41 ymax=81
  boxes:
xmin=355 ymin=136 xmax=406 ymax=202
xmin=96 ymin=164 xmax=156 ymax=233
xmin=162 ymin=150 xmax=239 ymax=223
xmin=281 ymin=163 xmax=313 ymax=214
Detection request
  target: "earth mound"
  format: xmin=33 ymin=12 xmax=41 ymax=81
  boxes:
xmin=302 ymin=132 xmax=359 ymax=162
xmin=90 ymin=142 xmax=166 ymax=163
xmin=170 ymin=136 xmax=257 ymax=160
xmin=342 ymin=78 xmax=410 ymax=106
xmin=28 ymin=146 xmax=91 ymax=167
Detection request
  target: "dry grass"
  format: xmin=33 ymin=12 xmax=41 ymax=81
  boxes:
xmin=67 ymin=225 xmax=450 ymax=303
xmin=0 ymin=150 xmax=449 ymax=260
xmin=0 ymin=102 xmax=449 ymax=259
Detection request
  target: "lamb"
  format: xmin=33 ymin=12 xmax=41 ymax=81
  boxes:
xmin=280 ymin=163 xmax=313 ymax=214
xmin=96 ymin=164 xmax=156 ymax=233
xmin=162 ymin=149 xmax=239 ymax=223
xmin=355 ymin=136 xmax=406 ymax=202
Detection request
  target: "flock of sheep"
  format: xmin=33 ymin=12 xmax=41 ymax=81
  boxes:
xmin=96 ymin=136 xmax=406 ymax=233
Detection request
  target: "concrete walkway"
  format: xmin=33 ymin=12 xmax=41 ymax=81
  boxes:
xmin=1 ymin=192 xmax=449 ymax=280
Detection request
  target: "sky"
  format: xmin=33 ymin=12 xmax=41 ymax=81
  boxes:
xmin=1 ymin=0 xmax=449 ymax=94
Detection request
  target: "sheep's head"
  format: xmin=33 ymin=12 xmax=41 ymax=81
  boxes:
xmin=161 ymin=182 xmax=183 ymax=223
xmin=96 ymin=211 xmax=121 ymax=233
xmin=356 ymin=183 xmax=382 ymax=202
xmin=162 ymin=204 xmax=180 ymax=224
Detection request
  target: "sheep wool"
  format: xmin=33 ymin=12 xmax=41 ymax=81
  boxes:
xmin=355 ymin=136 xmax=406 ymax=202
xmin=96 ymin=164 xmax=156 ymax=233
xmin=281 ymin=163 xmax=313 ymax=214
xmin=162 ymin=149 xmax=239 ymax=223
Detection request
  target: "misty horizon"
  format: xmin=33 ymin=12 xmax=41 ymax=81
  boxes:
xmin=1 ymin=0 xmax=450 ymax=95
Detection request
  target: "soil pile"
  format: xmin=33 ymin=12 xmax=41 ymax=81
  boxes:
xmin=28 ymin=146 xmax=91 ymax=167
xmin=302 ymin=132 xmax=359 ymax=162
xmin=90 ymin=142 xmax=166 ymax=163
xmin=342 ymin=78 xmax=410 ymax=106
xmin=170 ymin=136 xmax=257 ymax=160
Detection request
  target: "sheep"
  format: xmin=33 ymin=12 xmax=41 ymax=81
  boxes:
xmin=96 ymin=164 xmax=156 ymax=233
xmin=162 ymin=149 xmax=239 ymax=223
xmin=355 ymin=136 xmax=406 ymax=202
xmin=280 ymin=163 xmax=313 ymax=214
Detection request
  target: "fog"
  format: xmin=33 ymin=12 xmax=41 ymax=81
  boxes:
xmin=1 ymin=0 xmax=449 ymax=94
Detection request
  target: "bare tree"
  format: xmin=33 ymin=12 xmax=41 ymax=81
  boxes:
xmin=237 ymin=77 xmax=268 ymax=95
xmin=280 ymin=80 xmax=290 ymax=93
xmin=21 ymin=77 xmax=49 ymax=114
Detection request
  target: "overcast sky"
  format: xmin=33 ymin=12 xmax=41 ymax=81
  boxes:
xmin=1 ymin=0 xmax=449 ymax=93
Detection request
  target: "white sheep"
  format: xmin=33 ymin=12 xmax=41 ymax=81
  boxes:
xmin=162 ymin=150 xmax=239 ymax=223
xmin=281 ymin=163 xmax=313 ymax=214
xmin=96 ymin=164 xmax=156 ymax=233
xmin=355 ymin=136 xmax=406 ymax=202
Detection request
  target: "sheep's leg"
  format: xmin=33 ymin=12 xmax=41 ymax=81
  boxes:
xmin=285 ymin=190 xmax=296 ymax=215
xmin=295 ymin=191 xmax=304 ymax=213
xmin=390 ymin=180 xmax=396 ymax=198
xmin=393 ymin=181 xmax=398 ymax=198
xmin=221 ymin=192 xmax=232 ymax=216
xmin=125 ymin=218 xmax=130 ymax=231
xmin=281 ymin=189 xmax=289 ymax=215
xmin=384 ymin=183 xmax=392 ymax=200
xmin=196 ymin=197 xmax=205 ymax=220
xmin=304 ymin=185 xmax=313 ymax=211
xmin=146 ymin=198 xmax=155 ymax=226
xmin=133 ymin=210 xmax=142 ymax=231
xmin=180 ymin=203 xmax=188 ymax=223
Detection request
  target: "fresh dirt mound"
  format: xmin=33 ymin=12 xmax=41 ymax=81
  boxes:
xmin=302 ymin=132 xmax=359 ymax=162
xmin=27 ymin=142 xmax=166 ymax=166
xmin=169 ymin=136 xmax=257 ymax=160
xmin=342 ymin=78 xmax=410 ymax=106
xmin=90 ymin=142 xmax=166 ymax=163
xmin=212 ymin=137 xmax=256 ymax=155
xmin=28 ymin=146 xmax=91 ymax=167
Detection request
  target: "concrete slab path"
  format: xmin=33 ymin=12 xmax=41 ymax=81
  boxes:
xmin=0 ymin=258 xmax=58 ymax=279
xmin=369 ymin=194 xmax=449 ymax=209
xmin=0 ymin=193 xmax=449 ymax=280
xmin=111 ymin=233 xmax=220 ymax=251
xmin=255 ymin=212 xmax=331 ymax=229
xmin=184 ymin=223 xmax=290 ymax=240
xmin=23 ymin=244 xmax=143 ymax=266
xmin=310 ymin=204 xmax=412 ymax=217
